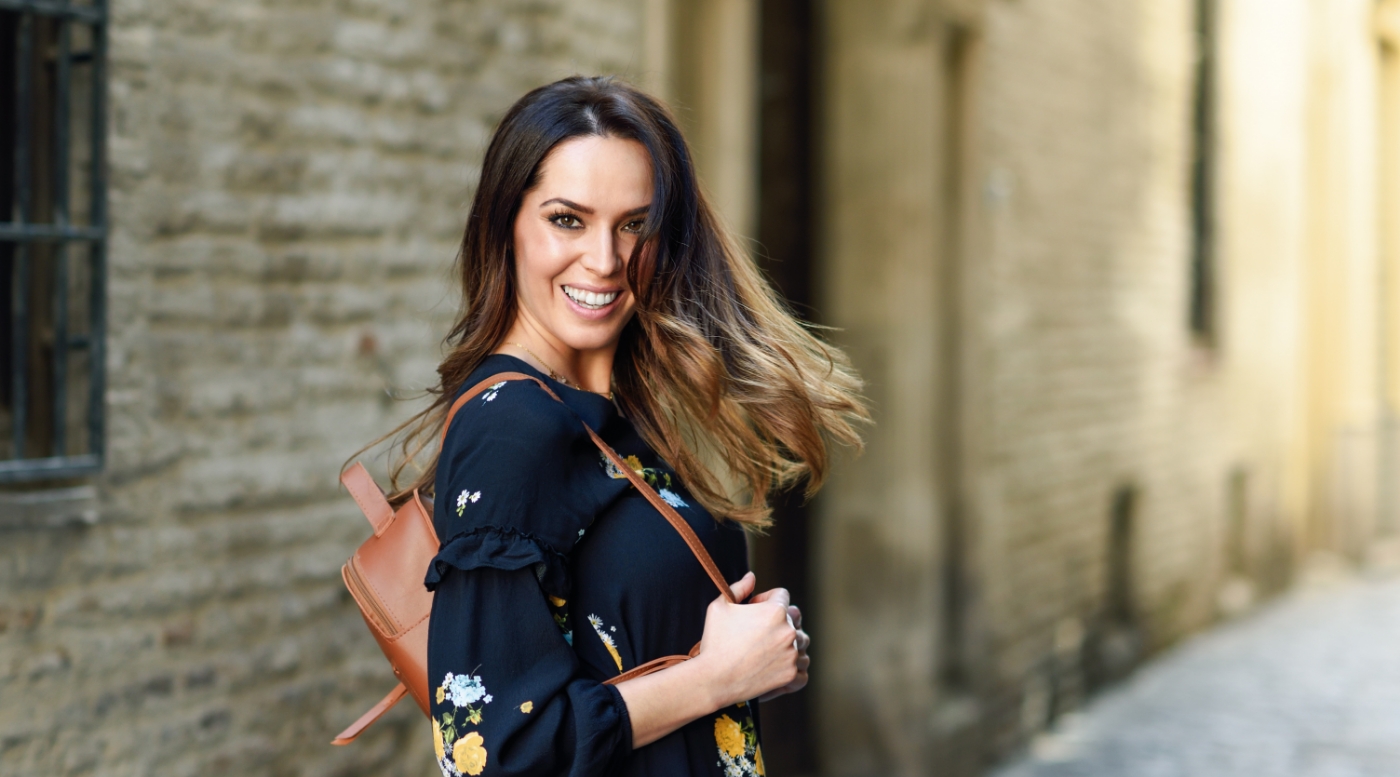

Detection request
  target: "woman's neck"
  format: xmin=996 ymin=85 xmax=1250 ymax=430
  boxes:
xmin=497 ymin=319 xmax=616 ymax=397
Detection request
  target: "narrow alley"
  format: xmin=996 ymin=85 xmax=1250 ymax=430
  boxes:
xmin=994 ymin=563 xmax=1400 ymax=777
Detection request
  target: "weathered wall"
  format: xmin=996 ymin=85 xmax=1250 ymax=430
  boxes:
xmin=0 ymin=1 xmax=645 ymax=775
xmin=815 ymin=0 xmax=1395 ymax=774
xmin=813 ymin=2 xmax=961 ymax=774
xmin=4 ymin=1 xmax=1394 ymax=776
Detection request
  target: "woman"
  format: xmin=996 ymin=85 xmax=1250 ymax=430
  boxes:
xmin=382 ymin=76 xmax=866 ymax=776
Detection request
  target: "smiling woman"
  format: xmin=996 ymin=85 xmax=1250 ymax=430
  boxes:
xmin=503 ymin=135 xmax=651 ymax=395
xmin=363 ymin=76 xmax=867 ymax=776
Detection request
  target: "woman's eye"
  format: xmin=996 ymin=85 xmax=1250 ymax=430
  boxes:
xmin=550 ymin=214 xmax=582 ymax=229
xmin=621 ymin=220 xmax=645 ymax=234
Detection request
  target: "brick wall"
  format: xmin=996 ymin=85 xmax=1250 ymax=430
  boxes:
xmin=0 ymin=2 xmax=644 ymax=774
xmin=815 ymin=0 xmax=1368 ymax=774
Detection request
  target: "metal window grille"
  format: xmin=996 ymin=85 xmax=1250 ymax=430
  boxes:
xmin=0 ymin=0 xmax=105 ymax=481
xmin=1189 ymin=0 xmax=1217 ymax=339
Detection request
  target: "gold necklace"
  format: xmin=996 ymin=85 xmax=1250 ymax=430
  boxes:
xmin=507 ymin=341 xmax=615 ymax=401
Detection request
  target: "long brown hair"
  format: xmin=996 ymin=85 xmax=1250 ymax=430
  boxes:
xmin=375 ymin=76 xmax=866 ymax=526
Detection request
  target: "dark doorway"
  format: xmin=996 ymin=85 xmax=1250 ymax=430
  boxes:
xmin=751 ymin=1 xmax=819 ymax=774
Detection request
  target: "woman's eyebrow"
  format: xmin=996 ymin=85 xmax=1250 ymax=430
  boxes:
xmin=539 ymin=198 xmax=651 ymax=218
xmin=540 ymin=197 xmax=593 ymax=213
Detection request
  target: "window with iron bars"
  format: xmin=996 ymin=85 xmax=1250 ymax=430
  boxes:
xmin=1188 ymin=0 xmax=1217 ymax=340
xmin=0 ymin=0 xmax=106 ymax=481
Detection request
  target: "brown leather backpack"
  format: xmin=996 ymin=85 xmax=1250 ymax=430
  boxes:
xmin=331 ymin=372 xmax=736 ymax=745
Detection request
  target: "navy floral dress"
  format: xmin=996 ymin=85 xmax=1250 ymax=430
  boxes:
xmin=425 ymin=354 xmax=765 ymax=777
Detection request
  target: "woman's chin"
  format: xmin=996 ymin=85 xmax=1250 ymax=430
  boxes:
xmin=547 ymin=324 xmax=625 ymax=356
xmin=547 ymin=308 xmax=633 ymax=353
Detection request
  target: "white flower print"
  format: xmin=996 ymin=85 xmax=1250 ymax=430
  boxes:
xmin=447 ymin=673 xmax=488 ymax=707
xmin=715 ymin=711 xmax=765 ymax=776
xmin=588 ymin=614 xmax=624 ymax=672
xmin=720 ymin=750 xmax=761 ymax=777
xmin=659 ymin=488 xmax=688 ymax=509
xmin=455 ymin=489 xmax=481 ymax=517
xmin=481 ymin=381 xmax=507 ymax=403
xmin=434 ymin=672 xmax=493 ymax=776
xmin=601 ymin=453 xmax=626 ymax=480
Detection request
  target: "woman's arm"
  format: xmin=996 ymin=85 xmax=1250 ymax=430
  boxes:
xmin=615 ymin=572 xmax=803 ymax=747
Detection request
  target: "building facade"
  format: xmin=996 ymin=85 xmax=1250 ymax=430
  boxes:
xmin=809 ymin=0 xmax=1400 ymax=774
xmin=1 ymin=1 xmax=1395 ymax=776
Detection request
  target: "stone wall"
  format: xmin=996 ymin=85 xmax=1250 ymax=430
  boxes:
xmin=0 ymin=1 xmax=645 ymax=774
xmin=4 ymin=1 xmax=1393 ymax=776
xmin=814 ymin=0 xmax=1393 ymax=774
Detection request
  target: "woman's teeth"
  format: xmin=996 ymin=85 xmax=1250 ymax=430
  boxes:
xmin=563 ymin=286 xmax=619 ymax=310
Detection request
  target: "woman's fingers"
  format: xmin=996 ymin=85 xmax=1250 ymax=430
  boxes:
xmin=727 ymin=571 xmax=756 ymax=603
xmin=786 ymin=605 xmax=802 ymax=631
xmin=750 ymin=587 xmax=791 ymax=608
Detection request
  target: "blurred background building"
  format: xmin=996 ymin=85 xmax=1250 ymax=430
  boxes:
xmin=1 ymin=0 xmax=1397 ymax=775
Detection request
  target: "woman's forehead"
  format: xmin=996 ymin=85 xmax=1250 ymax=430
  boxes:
xmin=532 ymin=136 xmax=654 ymax=209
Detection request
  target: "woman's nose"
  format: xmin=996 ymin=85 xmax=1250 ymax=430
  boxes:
xmin=580 ymin=230 xmax=623 ymax=276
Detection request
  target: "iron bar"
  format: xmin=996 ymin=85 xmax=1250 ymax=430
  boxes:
xmin=0 ymin=1 xmax=101 ymax=24
xmin=86 ymin=0 xmax=104 ymax=463
xmin=0 ymin=4 xmax=105 ymax=474
xmin=0 ymin=452 xmax=98 ymax=480
xmin=14 ymin=11 xmax=31 ymax=225
xmin=51 ymin=249 xmax=67 ymax=455
xmin=50 ymin=17 xmax=71 ymax=454
xmin=10 ymin=12 xmax=34 ymax=459
xmin=0 ymin=224 xmax=103 ymax=239
xmin=10 ymin=248 xmax=28 ymax=458
xmin=54 ymin=16 xmax=68 ymax=226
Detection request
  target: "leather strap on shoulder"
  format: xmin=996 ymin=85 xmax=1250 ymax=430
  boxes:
xmin=439 ymin=371 xmax=540 ymax=449
xmin=440 ymin=372 xmax=737 ymax=604
xmin=581 ymin=419 xmax=737 ymax=603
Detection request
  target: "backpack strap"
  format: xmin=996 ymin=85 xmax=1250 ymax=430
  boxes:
xmin=442 ymin=372 xmax=737 ymax=605
xmin=331 ymin=683 xmax=408 ymax=746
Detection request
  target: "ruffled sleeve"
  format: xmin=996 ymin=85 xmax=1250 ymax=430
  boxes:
xmin=427 ymin=377 xmax=602 ymax=596
xmin=425 ymin=377 xmax=631 ymax=776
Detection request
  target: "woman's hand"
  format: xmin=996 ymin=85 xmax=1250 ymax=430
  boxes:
xmin=615 ymin=572 xmax=810 ymax=747
xmin=693 ymin=572 xmax=802 ymax=708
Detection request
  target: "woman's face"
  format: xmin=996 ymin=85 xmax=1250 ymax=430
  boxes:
xmin=511 ymin=135 xmax=653 ymax=358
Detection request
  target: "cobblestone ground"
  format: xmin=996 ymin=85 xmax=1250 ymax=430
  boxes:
xmin=992 ymin=568 xmax=1400 ymax=777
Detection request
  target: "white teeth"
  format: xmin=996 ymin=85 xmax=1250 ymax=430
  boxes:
xmin=563 ymin=286 xmax=618 ymax=309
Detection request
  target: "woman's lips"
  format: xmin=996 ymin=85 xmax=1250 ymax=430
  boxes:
xmin=561 ymin=285 xmax=623 ymax=319
xmin=562 ymin=284 xmax=620 ymax=309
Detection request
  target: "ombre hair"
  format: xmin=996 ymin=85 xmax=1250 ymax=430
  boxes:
xmin=377 ymin=75 xmax=867 ymax=526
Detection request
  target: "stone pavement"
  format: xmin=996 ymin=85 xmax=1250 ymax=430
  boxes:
xmin=992 ymin=566 xmax=1400 ymax=777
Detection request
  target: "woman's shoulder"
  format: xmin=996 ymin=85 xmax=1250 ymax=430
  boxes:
xmin=441 ymin=358 xmax=581 ymax=461
xmin=428 ymin=355 xmax=599 ymax=562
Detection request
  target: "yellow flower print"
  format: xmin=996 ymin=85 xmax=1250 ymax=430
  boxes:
xmin=548 ymin=595 xmax=566 ymax=608
xmin=436 ymin=686 xmax=446 ymax=704
xmin=453 ymin=731 xmax=488 ymax=776
xmin=624 ymin=455 xmax=644 ymax=472
xmin=587 ymin=614 xmax=624 ymax=671
xmin=433 ymin=719 xmax=445 ymax=761
xmin=755 ymin=743 xmax=766 ymax=775
xmin=715 ymin=714 xmax=745 ymax=758
xmin=520 ymin=701 xmax=533 ymax=713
